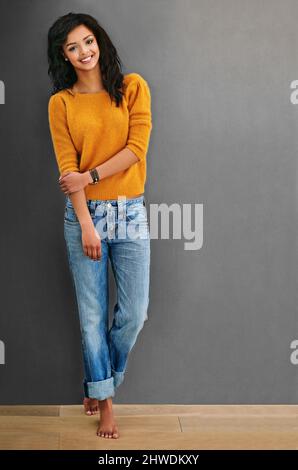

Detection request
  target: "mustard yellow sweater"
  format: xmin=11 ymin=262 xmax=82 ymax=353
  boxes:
xmin=48 ymin=73 xmax=152 ymax=200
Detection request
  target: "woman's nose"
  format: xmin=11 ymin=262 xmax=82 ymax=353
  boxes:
xmin=80 ymin=46 xmax=90 ymax=55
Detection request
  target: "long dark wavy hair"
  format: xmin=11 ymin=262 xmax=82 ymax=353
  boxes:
xmin=47 ymin=12 xmax=125 ymax=107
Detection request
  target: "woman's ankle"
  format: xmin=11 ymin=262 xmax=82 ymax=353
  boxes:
xmin=98 ymin=397 xmax=113 ymax=410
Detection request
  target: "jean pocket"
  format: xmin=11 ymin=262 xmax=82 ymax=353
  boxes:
xmin=125 ymin=203 xmax=148 ymax=223
xmin=64 ymin=206 xmax=79 ymax=224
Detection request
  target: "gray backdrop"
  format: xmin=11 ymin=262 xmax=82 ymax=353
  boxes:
xmin=0 ymin=0 xmax=297 ymax=404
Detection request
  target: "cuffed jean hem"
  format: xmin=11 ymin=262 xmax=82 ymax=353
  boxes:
xmin=111 ymin=369 xmax=125 ymax=389
xmin=84 ymin=377 xmax=115 ymax=401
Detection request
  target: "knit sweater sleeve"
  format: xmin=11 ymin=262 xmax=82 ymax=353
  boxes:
xmin=48 ymin=93 xmax=80 ymax=176
xmin=124 ymin=73 xmax=153 ymax=162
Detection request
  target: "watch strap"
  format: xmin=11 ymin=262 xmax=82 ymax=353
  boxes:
xmin=89 ymin=168 xmax=100 ymax=184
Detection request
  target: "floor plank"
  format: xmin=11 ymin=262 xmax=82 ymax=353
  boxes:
xmin=0 ymin=405 xmax=297 ymax=450
xmin=0 ymin=431 xmax=59 ymax=450
xmin=0 ymin=405 xmax=60 ymax=416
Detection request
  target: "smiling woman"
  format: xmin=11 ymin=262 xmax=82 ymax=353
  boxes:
xmin=47 ymin=11 xmax=152 ymax=441
xmin=64 ymin=32 xmax=100 ymax=75
xmin=48 ymin=16 xmax=152 ymax=200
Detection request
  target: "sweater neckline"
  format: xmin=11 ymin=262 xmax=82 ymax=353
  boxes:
xmin=66 ymin=87 xmax=108 ymax=96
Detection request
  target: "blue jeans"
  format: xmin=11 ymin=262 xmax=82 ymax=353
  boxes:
xmin=63 ymin=194 xmax=150 ymax=401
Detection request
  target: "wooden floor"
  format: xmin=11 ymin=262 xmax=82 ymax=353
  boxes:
xmin=0 ymin=405 xmax=297 ymax=450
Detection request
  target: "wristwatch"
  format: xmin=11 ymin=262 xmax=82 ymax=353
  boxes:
xmin=89 ymin=168 xmax=100 ymax=185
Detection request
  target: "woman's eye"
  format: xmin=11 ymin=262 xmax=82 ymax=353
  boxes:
xmin=68 ymin=38 xmax=93 ymax=52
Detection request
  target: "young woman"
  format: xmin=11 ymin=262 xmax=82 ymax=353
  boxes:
xmin=47 ymin=12 xmax=152 ymax=439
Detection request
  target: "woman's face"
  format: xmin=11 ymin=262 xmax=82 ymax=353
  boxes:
xmin=62 ymin=24 xmax=100 ymax=72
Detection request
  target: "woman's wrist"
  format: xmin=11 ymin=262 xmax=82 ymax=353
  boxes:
xmin=83 ymin=170 xmax=93 ymax=186
xmin=80 ymin=219 xmax=94 ymax=231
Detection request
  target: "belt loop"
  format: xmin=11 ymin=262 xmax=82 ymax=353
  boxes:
xmin=118 ymin=196 xmax=123 ymax=221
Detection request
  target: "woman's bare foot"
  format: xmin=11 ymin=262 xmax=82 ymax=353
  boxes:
xmin=83 ymin=397 xmax=99 ymax=415
xmin=97 ymin=397 xmax=119 ymax=438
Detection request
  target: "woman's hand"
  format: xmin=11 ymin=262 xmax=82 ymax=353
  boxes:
xmin=81 ymin=223 xmax=102 ymax=261
xmin=59 ymin=171 xmax=91 ymax=195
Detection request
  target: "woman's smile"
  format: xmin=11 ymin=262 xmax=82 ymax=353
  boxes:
xmin=80 ymin=54 xmax=95 ymax=64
